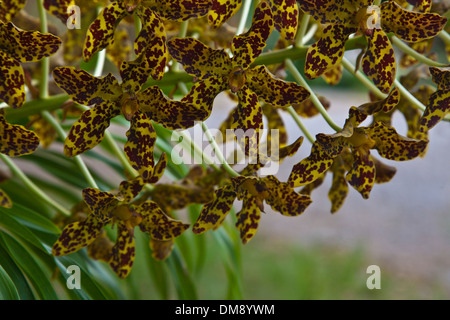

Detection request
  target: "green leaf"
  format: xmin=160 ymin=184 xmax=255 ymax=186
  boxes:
xmin=1 ymin=203 xmax=61 ymax=234
xmin=0 ymin=264 xmax=20 ymax=300
xmin=0 ymin=231 xmax=58 ymax=300
xmin=0 ymin=243 xmax=35 ymax=299
xmin=0 ymin=208 xmax=50 ymax=253
xmin=166 ymin=247 xmax=198 ymax=300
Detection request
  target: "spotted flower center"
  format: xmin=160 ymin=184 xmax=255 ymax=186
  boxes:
xmin=120 ymin=92 xmax=140 ymax=121
xmin=348 ymin=129 xmax=376 ymax=149
xmin=228 ymin=66 xmax=246 ymax=93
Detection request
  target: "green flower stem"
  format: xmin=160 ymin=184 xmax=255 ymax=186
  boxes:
xmin=5 ymin=94 xmax=69 ymax=122
xmin=37 ymin=0 xmax=49 ymax=99
xmin=176 ymin=82 xmax=223 ymax=172
xmin=285 ymin=58 xmax=342 ymax=132
xmin=286 ymin=107 xmax=315 ymax=144
xmin=237 ymin=0 xmax=253 ymax=35
xmin=201 ymin=122 xmax=240 ymax=178
xmin=390 ymin=35 xmax=449 ymax=68
xmin=342 ymin=58 xmax=450 ymax=122
xmin=439 ymin=30 xmax=450 ymax=46
xmin=40 ymin=111 xmax=99 ymax=189
xmin=295 ymin=13 xmax=310 ymax=47
xmin=341 ymin=56 xmax=387 ymax=99
xmin=394 ymin=79 xmax=450 ymax=122
xmin=0 ymin=154 xmax=71 ymax=216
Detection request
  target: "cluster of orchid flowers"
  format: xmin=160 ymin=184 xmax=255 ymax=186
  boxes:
xmin=0 ymin=0 xmax=448 ymax=278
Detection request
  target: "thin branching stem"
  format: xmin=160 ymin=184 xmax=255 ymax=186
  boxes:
xmin=390 ymin=35 xmax=449 ymax=68
xmin=295 ymin=13 xmax=310 ymax=47
xmin=285 ymin=58 xmax=342 ymax=132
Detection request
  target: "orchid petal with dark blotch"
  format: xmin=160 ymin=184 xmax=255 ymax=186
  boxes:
xmin=235 ymin=195 xmax=261 ymax=244
xmin=109 ymin=222 xmax=135 ymax=279
xmin=288 ymin=141 xmax=335 ymax=188
xmin=64 ymin=102 xmax=121 ymax=157
xmin=146 ymin=0 xmax=210 ymax=22
xmin=139 ymin=86 xmax=210 ymax=130
xmin=192 ymin=185 xmax=237 ymax=234
xmin=208 ymin=0 xmax=242 ymax=28
xmin=124 ymin=113 xmax=156 ymax=181
xmin=167 ymin=37 xmax=232 ymax=80
xmin=0 ymin=0 xmax=27 ymax=22
xmin=52 ymin=215 xmax=106 ymax=256
xmin=82 ymin=188 xmax=119 ymax=223
xmin=304 ymin=24 xmax=356 ymax=79
xmin=0 ymin=113 xmax=40 ymax=157
xmin=137 ymin=201 xmax=189 ymax=241
xmin=361 ymin=28 xmax=396 ymax=94
xmin=419 ymin=67 xmax=450 ymax=132
xmin=247 ymin=65 xmax=310 ymax=108
xmin=269 ymin=0 xmax=299 ymax=40
xmin=0 ymin=189 xmax=12 ymax=208
xmin=83 ymin=1 xmax=129 ymax=61
xmin=380 ymin=0 xmax=447 ymax=43
xmin=345 ymin=148 xmax=375 ymax=199
xmin=53 ymin=67 xmax=122 ymax=106
xmin=368 ymin=122 xmax=428 ymax=161
xmin=264 ymin=175 xmax=312 ymax=217
xmin=44 ymin=0 xmax=75 ymax=24
xmin=231 ymin=0 xmax=273 ymax=70
xmin=0 ymin=51 xmax=25 ymax=109
xmin=120 ymin=7 xmax=167 ymax=91
xmin=0 ymin=22 xmax=61 ymax=63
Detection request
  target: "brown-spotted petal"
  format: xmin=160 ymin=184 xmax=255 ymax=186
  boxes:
xmin=361 ymin=28 xmax=396 ymax=94
xmin=120 ymin=7 xmax=168 ymax=91
xmin=0 ymin=113 xmax=40 ymax=156
xmin=44 ymin=0 xmax=75 ymax=24
xmin=0 ymin=51 xmax=25 ymax=109
xmin=0 ymin=22 xmax=61 ymax=63
xmin=180 ymin=76 xmax=228 ymax=119
xmin=53 ymin=67 xmax=122 ymax=106
xmin=52 ymin=215 xmax=106 ymax=256
xmin=0 ymin=0 xmax=27 ymax=22
xmin=231 ymin=0 xmax=274 ymax=69
xmin=147 ymin=0 xmax=210 ymax=22
xmin=304 ymin=24 xmax=356 ymax=79
xmin=288 ymin=140 xmax=335 ymax=188
xmin=328 ymin=156 xmax=349 ymax=213
xmin=270 ymin=0 xmax=299 ymax=40
xmin=380 ymin=0 xmax=447 ymax=43
xmin=247 ymin=65 xmax=310 ymax=108
xmin=64 ymin=102 xmax=121 ymax=157
xmin=137 ymin=201 xmax=189 ymax=241
xmin=192 ymin=184 xmax=236 ymax=234
xmin=124 ymin=112 xmax=156 ymax=181
xmin=367 ymin=122 xmax=428 ymax=161
xmin=235 ymin=195 xmax=261 ymax=244
xmin=0 ymin=189 xmax=12 ymax=208
xmin=264 ymin=175 xmax=312 ymax=217
xmin=109 ymin=222 xmax=135 ymax=278
xmin=82 ymin=187 xmax=119 ymax=223
xmin=139 ymin=86 xmax=210 ymax=130
xmin=298 ymin=0 xmax=367 ymax=25
xmin=167 ymin=37 xmax=232 ymax=80
xmin=346 ymin=148 xmax=375 ymax=199
xmin=148 ymin=152 xmax=168 ymax=184
xmin=208 ymin=0 xmax=242 ymax=28
xmin=83 ymin=1 xmax=129 ymax=61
